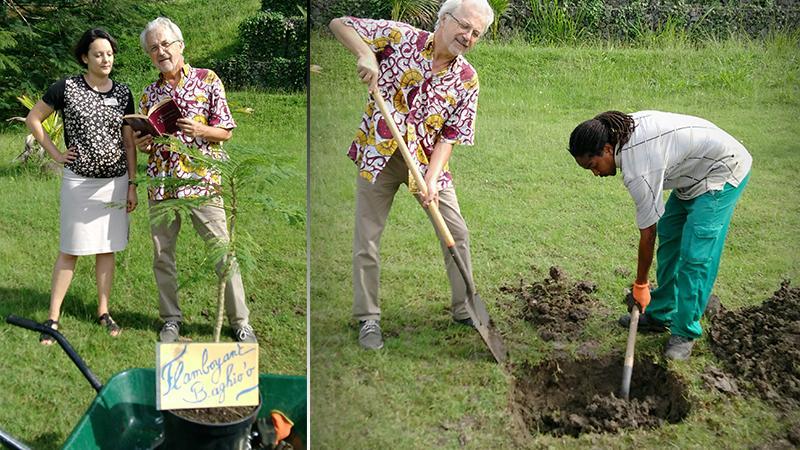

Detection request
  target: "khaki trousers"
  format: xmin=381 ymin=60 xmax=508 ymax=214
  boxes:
xmin=353 ymin=152 xmax=473 ymax=322
xmin=149 ymin=198 xmax=250 ymax=327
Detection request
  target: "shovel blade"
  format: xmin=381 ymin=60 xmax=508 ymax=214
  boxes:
xmin=465 ymin=292 xmax=507 ymax=364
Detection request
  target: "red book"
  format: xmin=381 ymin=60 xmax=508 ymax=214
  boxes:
xmin=123 ymin=97 xmax=182 ymax=137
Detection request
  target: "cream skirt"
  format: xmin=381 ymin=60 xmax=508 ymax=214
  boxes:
xmin=60 ymin=168 xmax=129 ymax=255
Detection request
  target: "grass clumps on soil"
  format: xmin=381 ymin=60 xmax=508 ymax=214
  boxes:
xmin=708 ymin=280 xmax=800 ymax=408
xmin=501 ymin=266 xmax=602 ymax=341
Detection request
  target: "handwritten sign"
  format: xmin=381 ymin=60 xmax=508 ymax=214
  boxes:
xmin=156 ymin=342 xmax=259 ymax=410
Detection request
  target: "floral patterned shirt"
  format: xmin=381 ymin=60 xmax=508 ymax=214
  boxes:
xmin=139 ymin=64 xmax=236 ymax=200
xmin=343 ymin=17 xmax=480 ymax=190
xmin=43 ymin=76 xmax=134 ymax=178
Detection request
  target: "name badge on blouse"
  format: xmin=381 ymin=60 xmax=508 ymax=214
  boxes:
xmin=102 ymin=97 xmax=119 ymax=106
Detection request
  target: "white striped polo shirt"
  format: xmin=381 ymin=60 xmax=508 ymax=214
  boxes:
xmin=614 ymin=111 xmax=752 ymax=229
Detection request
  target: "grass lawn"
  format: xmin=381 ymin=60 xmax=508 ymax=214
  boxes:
xmin=0 ymin=1 xmax=306 ymax=448
xmin=309 ymin=34 xmax=799 ymax=448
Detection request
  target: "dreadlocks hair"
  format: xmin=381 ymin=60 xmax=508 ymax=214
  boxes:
xmin=568 ymin=111 xmax=635 ymax=158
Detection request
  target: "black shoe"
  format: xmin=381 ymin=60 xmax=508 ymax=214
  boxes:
xmin=617 ymin=313 xmax=669 ymax=333
xmin=453 ymin=317 xmax=475 ymax=328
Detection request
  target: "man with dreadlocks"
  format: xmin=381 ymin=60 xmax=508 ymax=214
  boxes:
xmin=568 ymin=111 xmax=752 ymax=360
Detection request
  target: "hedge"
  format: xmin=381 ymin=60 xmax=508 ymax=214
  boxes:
xmin=310 ymin=0 xmax=800 ymax=41
xmin=213 ymin=2 xmax=307 ymax=92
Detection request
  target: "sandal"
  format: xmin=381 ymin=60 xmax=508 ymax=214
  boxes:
xmin=98 ymin=313 xmax=121 ymax=337
xmin=39 ymin=319 xmax=59 ymax=345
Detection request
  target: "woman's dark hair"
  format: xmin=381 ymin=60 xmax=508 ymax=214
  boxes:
xmin=74 ymin=28 xmax=118 ymax=68
xmin=568 ymin=111 xmax=635 ymax=158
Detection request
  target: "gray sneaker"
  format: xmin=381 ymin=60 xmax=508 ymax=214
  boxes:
xmin=664 ymin=335 xmax=695 ymax=360
xmin=234 ymin=324 xmax=258 ymax=343
xmin=358 ymin=320 xmax=384 ymax=350
xmin=159 ymin=321 xmax=180 ymax=343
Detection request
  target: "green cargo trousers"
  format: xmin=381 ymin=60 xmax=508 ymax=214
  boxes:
xmin=648 ymin=173 xmax=750 ymax=339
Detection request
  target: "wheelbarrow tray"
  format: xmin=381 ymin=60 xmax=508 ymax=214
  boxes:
xmin=62 ymin=368 xmax=306 ymax=450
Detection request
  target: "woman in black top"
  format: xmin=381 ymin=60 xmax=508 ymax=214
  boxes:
xmin=25 ymin=28 xmax=137 ymax=344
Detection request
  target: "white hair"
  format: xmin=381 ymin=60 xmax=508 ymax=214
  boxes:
xmin=139 ymin=17 xmax=184 ymax=50
xmin=435 ymin=0 xmax=495 ymax=34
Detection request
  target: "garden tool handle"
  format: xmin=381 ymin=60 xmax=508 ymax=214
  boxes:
xmin=5 ymin=314 xmax=42 ymax=332
xmin=620 ymin=306 xmax=639 ymax=401
xmin=371 ymin=90 xmax=456 ymax=248
xmin=6 ymin=314 xmax=104 ymax=393
xmin=0 ymin=426 xmax=31 ymax=450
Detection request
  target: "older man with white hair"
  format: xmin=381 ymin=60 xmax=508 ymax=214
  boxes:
xmin=330 ymin=0 xmax=494 ymax=350
xmin=133 ymin=17 xmax=256 ymax=344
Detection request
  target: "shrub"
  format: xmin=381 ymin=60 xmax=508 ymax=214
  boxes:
xmin=213 ymin=7 xmax=307 ymax=91
xmin=310 ymin=0 xmax=391 ymax=29
xmin=510 ymin=0 xmax=800 ymax=44
xmin=240 ymin=11 xmax=306 ymax=59
xmin=261 ymin=0 xmax=305 ymax=16
xmin=0 ymin=0 xmax=155 ymax=125
xmin=215 ymin=56 xmax=306 ymax=92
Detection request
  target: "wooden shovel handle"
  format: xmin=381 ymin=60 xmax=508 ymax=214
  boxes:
xmin=371 ymin=90 xmax=455 ymax=247
xmin=620 ymin=306 xmax=639 ymax=400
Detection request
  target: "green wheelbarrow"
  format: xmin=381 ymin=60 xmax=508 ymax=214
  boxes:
xmin=4 ymin=315 xmax=306 ymax=450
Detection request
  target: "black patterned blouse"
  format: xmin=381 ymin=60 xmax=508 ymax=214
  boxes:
xmin=42 ymin=76 xmax=134 ymax=178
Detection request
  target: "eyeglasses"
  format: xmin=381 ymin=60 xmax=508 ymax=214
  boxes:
xmin=147 ymin=39 xmax=181 ymax=55
xmin=446 ymin=12 xmax=482 ymax=40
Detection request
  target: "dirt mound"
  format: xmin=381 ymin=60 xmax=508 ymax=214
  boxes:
xmin=501 ymin=266 xmax=601 ymax=341
xmin=708 ymin=280 xmax=800 ymax=408
xmin=512 ymin=356 xmax=689 ymax=437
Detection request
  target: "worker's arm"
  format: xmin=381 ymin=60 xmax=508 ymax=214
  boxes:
xmin=632 ymin=223 xmax=657 ymax=312
xmin=636 ymin=224 xmax=657 ymax=284
xmin=421 ymin=140 xmax=453 ymax=208
xmin=329 ymin=17 xmax=379 ymax=91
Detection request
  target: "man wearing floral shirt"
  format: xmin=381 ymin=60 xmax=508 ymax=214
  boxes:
xmin=330 ymin=0 xmax=494 ymax=350
xmin=133 ymin=17 xmax=256 ymax=343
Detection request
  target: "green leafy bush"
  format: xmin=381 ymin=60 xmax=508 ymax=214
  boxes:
xmin=261 ymin=0 xmax=305 ymax=16
xmin=310 ymin=0 xmax=391 ymax=29
xmin=526 ymin=0 xmax=589 ymax=44
xmin=391 ymin=0 xmax=441 ymax=29
xmin=213 ymin=7 xmax=307 ymax=92
xmin=240 ymin=11 xmax=306 ymax=59
xmin=307 ymin=0 xmax=799 ymax=42
xmin=215 ymin=55 xmax=306 ymax=91
xmin=0 ymin=0 xmax=155 ymax=125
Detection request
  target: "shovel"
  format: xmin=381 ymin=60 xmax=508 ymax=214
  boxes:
xmin=620 ymin=292 xmax=639 ymax=400
xmin=371 ymin=89 xmax=507 ymax=364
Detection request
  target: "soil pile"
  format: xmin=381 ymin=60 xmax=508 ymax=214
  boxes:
xmin=708 ymin=280 xmax=800 ymax=408
xmin=512 ymin=356 xmax=689 ymax=437
xmin=501 ymin=266 xmax=600 ymax=341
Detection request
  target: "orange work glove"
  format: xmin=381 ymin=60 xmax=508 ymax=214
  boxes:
xmin=271 ymin=410 xmax=294 ymax=446
xmin=632 ymin=281 xmax=651 ymax=313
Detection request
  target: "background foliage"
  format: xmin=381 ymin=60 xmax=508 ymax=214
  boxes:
xmin=310 ymin=0 xmax=800 ymax=43
xmin=213 ymin=0 xmax=308 ymax=91
xmin=0 ymin=0 xmax=308 ymax=125
xmin=0 ymin=0 xmax=157 ymax=125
